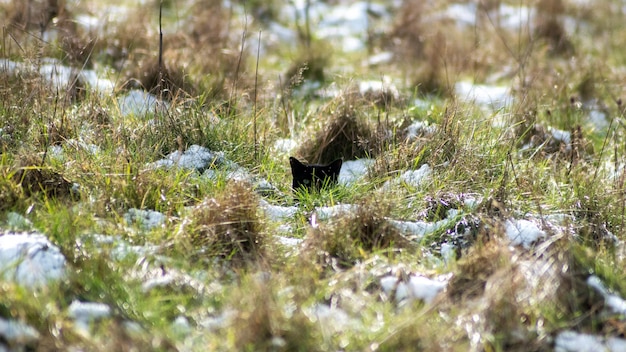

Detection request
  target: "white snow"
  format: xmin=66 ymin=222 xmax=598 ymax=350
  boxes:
xmin=260 ymin=200 xmax=298 ymax=222
xmin=272 ymin=139 xmax=298 ymax=155
xmin=117 ymin=89 xmax=168 ymax=117
xmin=455 ymin=81 xmax=511 ymax=110
xmin=587 ymin=276 xmax=626 ymax=315
xmin=0 ymin=58 xmax=114 ymax=94
xmin=0 ymin=318 xmax=40 ymax=345
xmin=358 ymin=77 xmax=400 ymax=101
xmin=366 ymin=51 xmax=393 ymax=66
xmin=84 ymin=234 xmax=159 ymax=260
xmin=124 ymin=208 xmax=166 ymax=230
xmin=68 ymin=300 xmax=111 ymax=333
xmin=276 ymin=236 xmax=303 ymax=248
xmin=315 ymin=204 xmax=358 ymax=220
xmin=380 ymin=274 xmax=448 ymax=304
xmin=589 ymin=109 xmax=609 ymax=130
xmin=150 ymin=145 xmax=224 ymax=173
xmin=388 ymin=219 xmax=445 ymax=242
xmin=305 ymin=304 xmax=350 ymax=332
xmin=0 ymin=232 xmax=66 ymax=288
xmin=504 ymin=219 xmax=546 ymax=249
xmin=384 ymin=164 xmax=432 ymax=189
xmin=555 ymin=330 xmax=626 ymax=352
xmin=405 ymin=121 xmax=436 ymax=142
xmin=339 ymin=159 xmax=374 ymax=185
xmin=549 ymin=127 xmax=571 ymax=146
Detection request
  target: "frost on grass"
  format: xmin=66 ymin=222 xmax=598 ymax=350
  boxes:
xmin=0 ymin=232 xmax=66 ymax=288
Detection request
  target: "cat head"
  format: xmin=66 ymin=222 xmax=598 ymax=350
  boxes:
xmin=289 ymin=157 xmax=343 ymax=192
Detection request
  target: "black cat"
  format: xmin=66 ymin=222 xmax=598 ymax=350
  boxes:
xmin=289 ymin=157 xmax=342 ymax=192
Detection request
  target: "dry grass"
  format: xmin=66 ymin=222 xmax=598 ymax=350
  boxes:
xmin=182 ymin=181 xmax=267 ymax=266
xmin=303 ymin=199 xmax=413 ymax=271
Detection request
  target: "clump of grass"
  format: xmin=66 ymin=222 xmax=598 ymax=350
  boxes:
xmin=446 ymin=236 xmax=509 ymax=301
xmin=296 ymin=96 xmax=382 ymax=163
xmin=0 ymin=163 xmax=23 ymax=212
xmin=181 ymin=181 xmax=267 ymax=266
xmin=123 ymin=56 xmax=191 ymax=99
xmin=304 ymin=199 xmax=412 ymax=270
xmin=14 ymin=153 xmax=76 ymax=200
xmin=227 ymin=276 xmax=321 ymax=351
xmin=534 ymin=0 xmax=575 ymax=56
xmin=285 ymin=46 xmax=330 ymax=86
xmin=370 ymin=104 xmax=457 ymax=179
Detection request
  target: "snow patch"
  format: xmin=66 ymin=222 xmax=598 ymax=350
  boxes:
xmin=455 ymin=81 xmax=511 ymax=110
xmin=68 ymin=300 xmax=111 ymax=333
xmin=0 ymin=318 xmax=39 ymax=345
xmin=381 ymin=274 xmax=448 ymax=304
xmin=124 ymin=208 xmax=166 ymax=230
xmin=0 ymin=232 xmax=66 ymax=288
xmin=150 ymin=145 xmax=224 ymax=173
xmin=555 ymin=330 xmax=626 ymax=352
xmin=384 ymin=164 xmax=432 ymax=189
xmin=260 ymin=200 xmax=298 ymax=222
xmin=339 ymin=159 xmax=374 ymax=185
xmin=587 ymin=276 xmax=626 ymax=315
xmin=315 ymin=204 xmax=358 ymax=220
xmin=117 ymin=89 xmax=168 ymax=117
xmin=504 ymin=219 xmax=546 ymax=249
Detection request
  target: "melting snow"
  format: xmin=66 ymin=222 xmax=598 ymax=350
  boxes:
xmin=384 ymin=164 xmax=432 ymax=189
xmin=0 ymin=232 xmax=66 ymax=288
xmin=339 ymin=159 xmax=374 ymax=185
xmin=0 ymin=58 xmax=114 ymax=94
xmin=555 ymin=330 xmax=626 ymax=352
xmin=0 ymin=318 xmax=40 ymax=345
xmin=358 ymin=77 xmax=400 ymax=101
xmin=117 ymin=89 xmax=168 ymax=117
xmin=405 ymin=121 xmax=436 ymax=142
xmin=260 ymin=200 xmax=298 ymax=222
xmin=68 ymin=300 xmax=111 ymax=333
xmin=455 ymin=81 xmax=511 ymax=110
xmin=150 ymin=145 xmax=224 ymax=173
xmin=587 ymin=276 xmax=626 ymax=315
xmin=315 ymin=204 xmax=358 ymax=220
xmin=388 ymin=219 xmax=445 ymax=242
xmin=504 ymin=219 xmax=546 ymax=249
xmin=380 ymin=274 xmax=448 ymax=304
xmin=124 ymin=208 xmax=166 ymax=230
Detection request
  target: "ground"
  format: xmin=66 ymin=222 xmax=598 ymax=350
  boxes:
xmin=1 ymin=0 xmax=626 ymax=351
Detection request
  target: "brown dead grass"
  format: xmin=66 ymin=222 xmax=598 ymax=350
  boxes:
xmin=296 ymin=95 xmax=386 ymax=164
xmin=184 ymin=181 xmax=267 ymax=266
xmin=303 ymin=200 xmax=413 ymax=271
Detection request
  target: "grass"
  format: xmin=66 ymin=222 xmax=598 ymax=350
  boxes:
xmin=1 ymin=0 xmax=626 ymax=350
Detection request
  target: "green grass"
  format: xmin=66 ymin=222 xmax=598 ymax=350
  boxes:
xmin=2 ymin=0 xmax=626 ymax=350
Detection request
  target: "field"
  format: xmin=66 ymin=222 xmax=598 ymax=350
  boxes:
xmin=2 ymin=0 xmax=626 ymax=351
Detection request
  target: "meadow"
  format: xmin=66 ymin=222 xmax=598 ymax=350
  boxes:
xmin=1 ymin=0 xmax=626 ymax=351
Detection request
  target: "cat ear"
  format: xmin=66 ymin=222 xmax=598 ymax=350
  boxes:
xmin=289 ymin=157 xmax=305 ymax=169
xmin=328 ymin=158 xmax=343 ymax=172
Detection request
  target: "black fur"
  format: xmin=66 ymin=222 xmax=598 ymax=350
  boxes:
xmin=289 ymin=157 xmax=342 ymax=192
